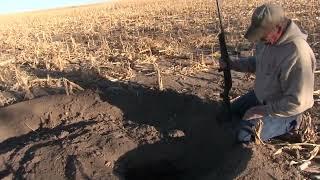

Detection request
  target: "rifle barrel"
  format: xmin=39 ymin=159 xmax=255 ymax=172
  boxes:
xmin=215 ymin=0 xmax=224 ymax=33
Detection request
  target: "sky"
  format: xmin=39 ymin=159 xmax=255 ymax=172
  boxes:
xmin=0 ymin=0 xmax=106 ymax=14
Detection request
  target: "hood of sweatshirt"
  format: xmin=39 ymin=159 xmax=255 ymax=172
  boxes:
xmin=276 ymin=20 xmax=308 ymax=45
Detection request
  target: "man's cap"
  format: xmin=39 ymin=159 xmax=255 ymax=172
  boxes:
xmin=244 ymin=4 xmax=285 ymax=42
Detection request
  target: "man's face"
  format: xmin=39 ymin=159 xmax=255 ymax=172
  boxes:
xmin=259 ymin=25 xmax=281 ymax=44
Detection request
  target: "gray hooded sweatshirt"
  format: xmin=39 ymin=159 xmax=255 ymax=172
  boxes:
xmin=231 ymin=20 xmax=316 ymax=117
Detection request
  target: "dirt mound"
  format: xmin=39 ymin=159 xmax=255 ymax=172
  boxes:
xmin=0 ymin=90 xmax=300 ymax=179
xmin=0 ymin=91 xmax=121 ymax=142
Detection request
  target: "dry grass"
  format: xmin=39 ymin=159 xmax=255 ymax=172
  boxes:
xmin=273 ymin=142 xmax=319 ymax=172
xmin=0 ymin=0 xmax=319 ymax=105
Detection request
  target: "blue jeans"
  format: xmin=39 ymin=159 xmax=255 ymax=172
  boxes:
xmin=231 ymin=91 xmax=298 ymax=142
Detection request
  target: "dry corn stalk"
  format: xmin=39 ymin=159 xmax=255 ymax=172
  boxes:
xmin=153 ymin=62 xmax=164 ymax=91
xmin=298 ymin=161 xmax=311 ymax=171
xmin=296 ymin=112 xmax=317 ymax=143
xmin=307 ymin=146 xmax=319 ymax=161
xmin=31 ymin=77 xmax=84 ymax=95
xmin=63 ymin=78 xmax=70 ymax=95
xmin=273 ymin=142 xmax=320 ymax=171
xmin=62 ymin=78 xmax=84 ymax=95
xmin=273 ymin=143 xmax=303 ymax=156
xmin=13 ymin=66 xmax=34 ymax=100
xmin=273 ymin=112 xmax=318 ymax=171
xmin=253 ymin=119 xmax=265 ymax=145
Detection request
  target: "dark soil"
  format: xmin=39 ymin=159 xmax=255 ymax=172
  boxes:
xmin=0 ymin=64 xmax=318 ymax=179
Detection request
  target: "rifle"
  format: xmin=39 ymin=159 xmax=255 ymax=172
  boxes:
xmin=215 ymin=0 xmax=232 ymax=119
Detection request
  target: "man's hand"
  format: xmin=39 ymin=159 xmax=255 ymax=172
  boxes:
xmin=219 ymin=56 xmax=237 ymax=70
xmin=219 ymin=58 xmax=227 ymax=70
xmin=243 ymin=105 xmax=267 ymax=120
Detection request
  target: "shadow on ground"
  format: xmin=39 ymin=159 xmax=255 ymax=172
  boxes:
xmin=6 ymin=67 xmax=253 ymax=179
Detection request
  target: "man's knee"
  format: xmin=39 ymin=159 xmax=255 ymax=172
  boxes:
xmin=231 ymin=91 xmax=260 ymax=118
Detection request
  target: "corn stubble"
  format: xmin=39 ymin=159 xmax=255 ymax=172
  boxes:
xmin=0 ymin=0 xmax=318 ymax=104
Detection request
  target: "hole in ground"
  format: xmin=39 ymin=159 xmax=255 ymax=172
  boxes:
xmin=124 ymin=159 xmax=184 ymax=180
xmin=103 ymin=87 xmax=253 ymax=180
xmin=115 ymin=126 xmax=252 ymax=180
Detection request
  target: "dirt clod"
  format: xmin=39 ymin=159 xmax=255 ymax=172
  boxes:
xmin=168 ymin=129 xmax=185 ymax=138
xmin=58 ymin=131 xmax=70 ymax=139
